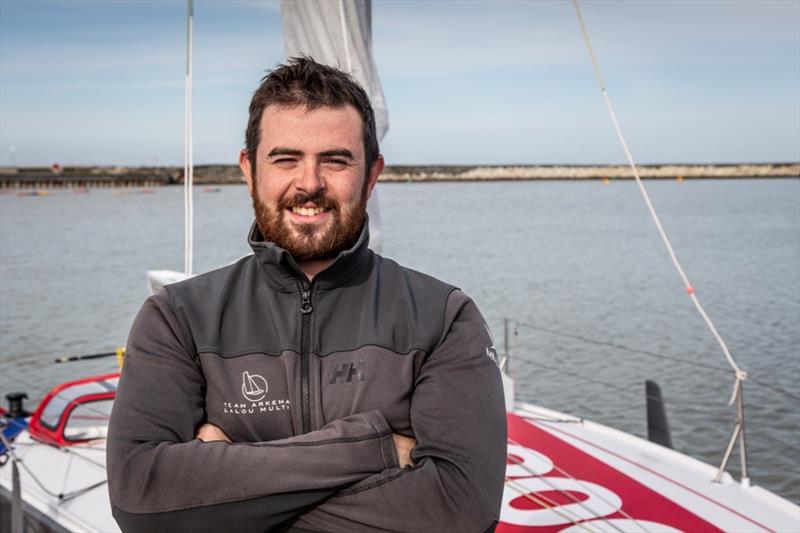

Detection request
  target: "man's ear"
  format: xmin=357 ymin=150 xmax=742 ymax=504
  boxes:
xmin=239 ymin=149 xmax=254 ymax=195
xmin=366 ymin=154 xmax=384 ymax=200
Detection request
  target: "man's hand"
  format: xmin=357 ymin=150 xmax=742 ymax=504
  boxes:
xmin=196 ymin=423 xmax=232 ymax=443
xmin=392 ymin=433 xmax=416 ymax=468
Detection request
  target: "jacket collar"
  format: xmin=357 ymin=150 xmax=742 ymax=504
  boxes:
xmin=247 ymin=218 xmax=372 ymax=292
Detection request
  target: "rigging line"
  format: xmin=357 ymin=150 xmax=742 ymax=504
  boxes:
xmin=571 ymin=0 xmax=746 ymax=401
xmin=512 ymin=321 xmax=799 ymax=402
xmin=504 ymin=477 xmax=588 ymax=529
xmin=515 ymin=320 xmax=729 ymax=373
xmin=493 ymin=316 xmax=797 ymax=402
xmin=506 ymin=472 xmax=625 ymax=533
xmin=513 ymin=357 xmax=731 ymax=414
xmin=504 ymin=478 xmax=596 ymax=532
xmin=0 ymin=432 xmax=106 ymax=502
xmin=505 ymin=470 xmax=592 ymax=529
xmin=508 ymin=440 xmax=645 ymax=533
xmin=61 ymin=447 xmax=107 ymax=471
xmin=6 ymin=440 xmax=114 ymax=466
xmin=60 ymin=445 xmax=74 ymax=495
xmin=60 ymin=479 xmax=108 ymax=502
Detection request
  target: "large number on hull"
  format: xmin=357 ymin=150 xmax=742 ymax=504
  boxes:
xmin=501 ymin=442 xmax=684 ymax=532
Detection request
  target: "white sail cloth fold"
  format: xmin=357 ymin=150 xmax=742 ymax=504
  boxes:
xmin=281 ymin=0 xmax=387 ymax=252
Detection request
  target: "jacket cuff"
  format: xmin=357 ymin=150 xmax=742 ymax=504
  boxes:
xmin=363 ymin=410 xmax=399 ymax=470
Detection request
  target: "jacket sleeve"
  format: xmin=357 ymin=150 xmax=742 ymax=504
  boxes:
xmin=290 ymin=290 xmax=508 ymax=533
xmin=107 ymin=291 xmax=399 ymax=533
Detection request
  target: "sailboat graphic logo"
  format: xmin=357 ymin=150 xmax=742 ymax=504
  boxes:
xmin=241 ymin=371 xmax=268 ymax=402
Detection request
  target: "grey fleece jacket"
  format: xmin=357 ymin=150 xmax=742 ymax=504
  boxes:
xmin=107 ymin=222 xmax=507 ymax=533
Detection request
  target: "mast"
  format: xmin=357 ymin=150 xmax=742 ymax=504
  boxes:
xmin=184 ymin=0 xmax=194 ymax=277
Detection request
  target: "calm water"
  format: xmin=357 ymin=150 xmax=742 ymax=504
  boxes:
xmin=1 ymin=179 xmax=798 ymax=503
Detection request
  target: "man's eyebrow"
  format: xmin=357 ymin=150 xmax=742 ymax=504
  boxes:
xmin=318 ymin=149 xmax=355 ymax=159
xmin=266 ymin=147 xmax=303 ymax=158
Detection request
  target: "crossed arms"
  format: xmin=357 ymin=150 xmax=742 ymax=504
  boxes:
xmin=107 ymin=289 xmax=506 ymax=533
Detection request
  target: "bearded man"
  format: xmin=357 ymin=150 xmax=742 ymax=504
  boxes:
xmin=107 ymin=57 xmax=506 ymax=533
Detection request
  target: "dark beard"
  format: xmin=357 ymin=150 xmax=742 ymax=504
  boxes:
xmin=252 ymin=187 xmax=367 ymax=262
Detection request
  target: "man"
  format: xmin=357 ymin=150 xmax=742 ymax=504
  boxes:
xmin=108 ymin=57 xmax=506 ymax=533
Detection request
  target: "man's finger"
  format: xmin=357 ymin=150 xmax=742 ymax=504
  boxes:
xmin=392 ymin=433 xmax=417 ymax=468
xmin=196 ymin=423 xmax=232 ymax=443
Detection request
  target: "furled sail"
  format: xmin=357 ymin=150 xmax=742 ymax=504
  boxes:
xmin=281 ymin=0 xmax=387 ymax=252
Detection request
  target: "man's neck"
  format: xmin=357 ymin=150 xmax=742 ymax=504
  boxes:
xmin=297 ymin=258 xmax=336 ymax=282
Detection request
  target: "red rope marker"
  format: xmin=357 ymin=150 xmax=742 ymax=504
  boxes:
xmin=686 ymin=286 xmax=695 ymax=295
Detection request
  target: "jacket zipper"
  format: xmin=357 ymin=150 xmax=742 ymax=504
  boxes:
xmin=296 ymin=278 xmax=313 ymax=434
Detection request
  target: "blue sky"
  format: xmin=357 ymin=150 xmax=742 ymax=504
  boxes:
xmin=0 ymin=0 xmax=798 ymax=166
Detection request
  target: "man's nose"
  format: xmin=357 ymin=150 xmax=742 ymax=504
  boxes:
xmin=294 ymin=161 xmax=325 ymax=194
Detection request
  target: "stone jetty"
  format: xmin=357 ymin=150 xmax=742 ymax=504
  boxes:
xmin=0 ymin=163 xmax=797 ymax=189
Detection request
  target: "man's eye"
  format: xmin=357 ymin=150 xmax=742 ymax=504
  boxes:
xmin=273 ymin=159 xmax=297 ymax=168
xmin=323 ymin=159 xmax=348 ymax=169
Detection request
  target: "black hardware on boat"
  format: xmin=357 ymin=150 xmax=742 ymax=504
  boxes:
xmin=4 ymin=393 xmax=29 ymax=419
xmin=645 ymin=380 xmax=673 ymax=449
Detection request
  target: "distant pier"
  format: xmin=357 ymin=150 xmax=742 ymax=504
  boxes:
xmin=379 ymin=163 xmax=800 ymax=182
xmin=0 ymin=163 xmax=797 ymax=189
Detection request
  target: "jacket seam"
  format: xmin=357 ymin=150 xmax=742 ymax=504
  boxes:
xmin=164 ymin=287 xmax=199 ymax=361
xmin=317 ymin=343 xmax=426 ymax=358
xmin=434 ymin=288 xmax=460 ymax=350
xmin=109 ymin=431 xmax=390 ymax=447
xmin=194 ymin=344 xmax=428 ymax=359
xmin=336 ymin=466 xmax=414 ymax=496
xmin=239 ymin=431 xmax=391 ymax=448
xmin=197 ymin=349 xmax=290 ymax=358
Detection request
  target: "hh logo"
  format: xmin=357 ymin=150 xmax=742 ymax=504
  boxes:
xmin=484 ymin=323 xmax=499 ymax=366
xmin=329 ymin=361 xmax=366 ymax=384
xmin=241 ymin=371 xmax=268 ymax=402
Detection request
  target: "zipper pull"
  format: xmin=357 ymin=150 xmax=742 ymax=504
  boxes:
xmin=300 ymin=289 xmax=313 ymax=314
xmin=295 ymin=279 xmax=313 ymax=314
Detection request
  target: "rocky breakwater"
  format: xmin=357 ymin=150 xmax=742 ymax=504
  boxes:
xmin=0 ymin=165 xmax=244 ymax=189
xmin=1 ymin=163 xmax=797 ymax=189
xmin=378 ymin=163 xmax=800 ymax=182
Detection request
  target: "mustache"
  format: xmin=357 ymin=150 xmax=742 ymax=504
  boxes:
xmin=278 ymin=190 xmax=338 ymax=210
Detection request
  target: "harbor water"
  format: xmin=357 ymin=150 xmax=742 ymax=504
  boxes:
xmin=1 ymin=179 xmax=798 ymax=504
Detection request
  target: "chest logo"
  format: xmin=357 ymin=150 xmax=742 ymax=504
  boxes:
xmin=329 ymin=361 xmax=366 ymax=384
xmin=241 ymin=371 xmax=268 ymax=402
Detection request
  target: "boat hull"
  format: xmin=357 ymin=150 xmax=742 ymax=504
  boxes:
xmin=2 ymin=402 xmax=798 ymax=532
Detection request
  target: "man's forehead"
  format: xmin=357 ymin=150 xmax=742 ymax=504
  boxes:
xmin=261 ymin=103 xmax=361 ymax=124
xmin=259 ymin=104 xmax=364 ymax=152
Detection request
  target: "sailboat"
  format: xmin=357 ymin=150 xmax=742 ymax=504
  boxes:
xmin=1 ymin=1 xmax=798 ymax=532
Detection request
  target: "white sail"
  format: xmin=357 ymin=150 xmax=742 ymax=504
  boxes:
xmin=281 ymin=0 xmax=387 ymax=252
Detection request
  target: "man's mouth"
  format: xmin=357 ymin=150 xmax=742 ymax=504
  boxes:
xmin=289 ymin=205 xmax=329 ymax=219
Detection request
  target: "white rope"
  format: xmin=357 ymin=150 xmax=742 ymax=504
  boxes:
xmin=508 ymin=438 xmax=646 ymax=533
xmin=571 ymin=1 xmax=746 ymax=404
xmin=504 ymin=477 xmax=596 ymax=532
xmin=338 ymin=0 xmax=353 ymax=72
xmin=184 ymin=0 xmax=194 ymax=277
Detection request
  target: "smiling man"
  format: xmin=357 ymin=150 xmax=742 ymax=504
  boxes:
xmin=108 ymin=57 xmax=506 ymax=533
xmin=245 ymin=103 xmax=379 ymax=277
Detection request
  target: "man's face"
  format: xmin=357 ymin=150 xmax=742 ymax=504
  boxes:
xmin=240 ymin=104 xmax=382 ymax=262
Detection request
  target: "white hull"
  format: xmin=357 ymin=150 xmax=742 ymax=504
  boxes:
xmin=2 ymin=398 xmax=798 ymax=532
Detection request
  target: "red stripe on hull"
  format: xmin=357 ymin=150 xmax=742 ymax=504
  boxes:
xmin=497 ymin=413 xmax=722 ymax=532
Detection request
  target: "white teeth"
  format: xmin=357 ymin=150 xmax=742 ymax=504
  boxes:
xmin=291 ymin=206 xmax=325 ymax=217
